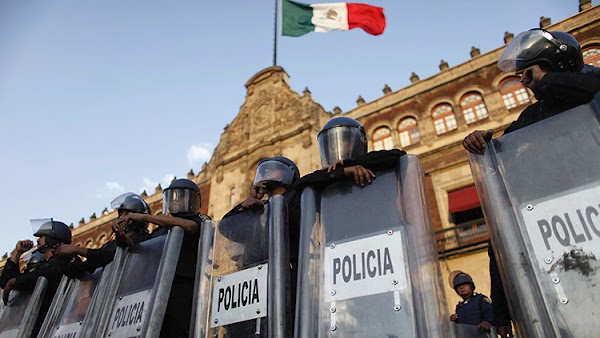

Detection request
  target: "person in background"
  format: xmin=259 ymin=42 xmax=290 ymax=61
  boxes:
xmin=449 ymin=271 xmax=494 ymax=333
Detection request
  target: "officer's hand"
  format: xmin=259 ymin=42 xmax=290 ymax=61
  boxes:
xmin=240 ymin=197 xmax=264 ymax=210
xmin=497 ymin=325 xmax=514 ymax=338
xmin=322 ymin=160 xmax=345 ymax=173
xmin=462 ymin=129 xmax=493 ymax=154
xmin=15 ymin=240 xmax=34 ymax=254
xmin=250 ymin=182 xmax=267 ymax=200
xmin=118 ymin=213 xmax=144 ymax=228
xmin=343 ymin=165 xmax=375 ymax=187
xmin=519 ymin=64 xmax=548 ymax=92
xmin=2 ymin=279 xmax=15 ymax=305
xmin=478 ymin=321 xmax=492 ymax=332
xmin=54 ymin=245 xmax=85 ymax=258
xmin=113 ymin=216 xmax=131 ymax=236
xmin=449 ymin=313 xmax=458 ymax=322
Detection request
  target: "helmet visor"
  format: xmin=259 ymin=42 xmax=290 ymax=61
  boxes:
xmin=498 ymin=30 xmax=561 ymax=72
xmin=30 ymin=218 xmax=52 ymax=234
xmin=318 ymin=126 xmax=367 ymax=167
xmin=110 ymin=192 xmax=149 ymax=214
xmin=253 ymin=160 xmax=295 ymax=186
xmin=163 ymin=188 xmax=200 ymax=215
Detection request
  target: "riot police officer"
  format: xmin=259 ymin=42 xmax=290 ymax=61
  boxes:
xmin=463 ymin=29 xmax=600 ymax=154
xmin=54 ymin=192 xmax=152 ymax=276
xmin=0 ymin=219 xmax=72 ymax=336
xmin=449 ymin=271 xmax=493 ymax=332
xmin=462 ymin=29 xmax=600 ymax=338
xmin=295 ymin=116 xmax=405 ymax=191
xmin=119 ymin=178 xmax=209 ymax=338
xmin=221 ymin=156 xmax=301 ymax=337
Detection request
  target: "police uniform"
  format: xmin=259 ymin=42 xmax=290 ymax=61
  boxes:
xmin=455 ymin=293 xmax=494 ymax=326
xmin=63 ymin=231 xmax=152 ymax=278
xmin=153 ymin=213 xmax=208 ymax=338
xmin=0 ymin=257 xmax=65 ymax=337
xmin=294 ymin=149 xmax=406 ymax=192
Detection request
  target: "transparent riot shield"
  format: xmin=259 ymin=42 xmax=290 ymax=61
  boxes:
xmin=37 ymin=268 xmax=104 ymax=338
xmin=0 ymin=276 xmax=47 ymax=338
xmin=468 ymin=94 xmax=600 ymax=338
xmin=196 ymin=195 xmax=292 ymax=337
xmin=295 ymin=154 xmax=453 ymax=338
xmin=92 ymin=227 xmax=184 ymax=338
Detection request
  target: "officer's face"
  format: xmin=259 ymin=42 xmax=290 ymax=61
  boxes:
xmin=456 ymin=283 xmax=473 ymax=298
xmin=37 ymin=236 xmax=46 ymax=248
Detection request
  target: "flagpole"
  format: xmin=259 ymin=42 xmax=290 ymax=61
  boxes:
xmin=273 ymin=0 xmax=279 ymax=66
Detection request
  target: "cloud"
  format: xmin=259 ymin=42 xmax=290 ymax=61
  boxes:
xmin=186 ymin=144 xmax=212 ymax=165
xmin=105 ymin=181 xmax=125 ymax=192
xmin=162 ymin=174 xmax=175 ymax=186
xmin=139 ymin=175 xmax=175 ymax=194
xmin=94 ymin=180 xmax=125 ymax=200
xmin=140 ymin=176 xmax=158 ymax=194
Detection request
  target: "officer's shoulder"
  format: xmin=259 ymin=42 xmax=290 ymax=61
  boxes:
xmin=474 ymin=293 xmax=492 ymax=303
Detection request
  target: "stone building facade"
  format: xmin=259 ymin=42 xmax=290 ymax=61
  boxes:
xmin=3 ymin=1 xmax=599 ymax=314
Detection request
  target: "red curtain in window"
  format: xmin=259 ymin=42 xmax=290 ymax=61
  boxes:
xmin=448 ymin=185 xmax=480 ymax=213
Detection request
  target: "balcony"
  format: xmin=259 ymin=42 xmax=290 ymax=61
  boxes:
xmin=436 ymin=218 xmax=489 ymax=258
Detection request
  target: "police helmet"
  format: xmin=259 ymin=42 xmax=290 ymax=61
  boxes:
xmin=452 ymin=272 xmax=476 ymax=291
xmin=163 ymin=178 xmax=201 ymax=216
xmin=317 ymin=116 xmax=368 ymax=167
xmin=253 ymin=156 xmax=300 ymax=187
xmin=110 ymin=192 xmax=150 ymax=214
xmin=34 ymin=220 xmax=72 ymax=244
xmin=498 ymin=29 xmax=583 ymax=73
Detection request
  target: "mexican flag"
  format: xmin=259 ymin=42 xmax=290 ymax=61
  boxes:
xmin=282 ymin=0 xmax=386 ymax=37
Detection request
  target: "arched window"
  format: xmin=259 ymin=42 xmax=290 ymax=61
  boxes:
xmin=97 ymin=234 xmax=108 ymax=247
xmin=397 ymin=117 xmax=420 ymax=147
xmin=84 ymin=239 xmax=94 ymax=248
xmin=432 ymin=103 xmax=457 ymax=135
xmin=583 ymin=46 xmax=600 ymax=67
xmin=460 ymin=93 xmax=488 ymax=124
xmin=499 ymin=77 xmax=530 ymax=109
xmin=372 ymin=127 xmax=394 ymax=151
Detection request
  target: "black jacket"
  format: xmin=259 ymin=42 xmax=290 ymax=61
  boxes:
xmin=64 ymin=231 xmax=152 ymax=278
xmin=0 ymin=258 xmax=65 ymax=337
xmin=294 ymin=149 xmax=406 ymax=192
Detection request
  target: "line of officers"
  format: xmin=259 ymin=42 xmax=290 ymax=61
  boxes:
xmin=1 ymin=28 xmax=600 ymax=338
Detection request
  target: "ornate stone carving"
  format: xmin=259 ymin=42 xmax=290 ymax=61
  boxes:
xmin=216 ymin=165 xmax=224 ymax=183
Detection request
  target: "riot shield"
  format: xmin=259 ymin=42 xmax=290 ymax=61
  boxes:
xmin=196 ymin=195 xmax=292 ymax=337
xmin=190 ymin=219 xmax=215 ymax=337
xmin=0 ymin=276 xmax=47 ymax=338
xmin=468 ymin=93 xmax=600 ymax=338
xmin=37 ymin=268 xmax=104 ymax=338
xmin=454 ymin=324 xmax=496 ymax=338
xmin=92 ymin=227 xmax=184 ymax=338
xmin=295 ymin=154 xmax=453 ymax=338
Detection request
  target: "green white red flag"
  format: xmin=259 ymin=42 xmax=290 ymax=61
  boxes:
xmin=282 ymin=0 xmax=386 ymax=37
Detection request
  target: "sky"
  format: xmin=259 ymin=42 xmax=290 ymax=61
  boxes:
xmin=0 ymin=0 xmax=595 ymax=255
